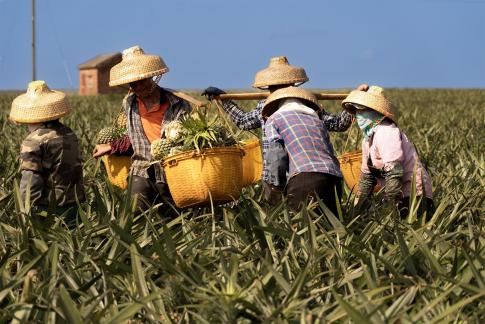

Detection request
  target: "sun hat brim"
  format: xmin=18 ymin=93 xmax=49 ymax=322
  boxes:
xmin=262 ymin=86 xmax=320 ymax=119
xmin=109 ymin=53 xmax=169 ymax=87
xmin=252 ymin=57 xmax=308 ymax=89
xmin=342 ymin=90 xmax=398 ymax=123
xmin=10 ymin=87 xmax=71 ymax=124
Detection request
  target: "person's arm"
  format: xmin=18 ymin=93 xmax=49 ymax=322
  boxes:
xmin=202 ymin=86 xmax=262 ymax=130
xmin=264 ymin=119 xmax=288 ymax=188
xmin=110 ymin=134 xmax=133 ymax=155
xmin=321 ymin=110 xmax=353 ymax=132
xmin=221 ymin=100 xmax=262 ymax=130
xmin=321 ymin=84 xmax=368 ymax=132
xmin=357 ymin=140 xmax=376 ymax=199
xmin=20 ymin=170 xmax=44 ymax=204
xmin=19 ymin=137 xmax=45 ymax=204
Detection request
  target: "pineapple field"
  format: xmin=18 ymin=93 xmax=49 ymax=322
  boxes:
xmin=0 ymin=89 xmax=484 ymax=322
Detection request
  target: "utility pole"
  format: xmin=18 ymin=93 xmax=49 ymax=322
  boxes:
xmin=32 ymin=0 xmax=36 ymax=81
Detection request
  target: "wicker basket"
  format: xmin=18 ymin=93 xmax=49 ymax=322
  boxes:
xmin=241 ymin=139 xmax=263 ymax=186
xmin=162 ymin=147 xmax=244 ymax=208
xmin=101 ymin=155 xmax=131 ymax=190
xmin=337 ymin=151 xmax=362 ymax=191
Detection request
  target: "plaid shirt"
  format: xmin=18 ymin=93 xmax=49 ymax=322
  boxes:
xmin=123 ymin=87 xmax=191 ymax=182
xmin=222 ymin=100 xmax=352 ymax=182
xmin=264 ymin=108 xmax=350 ymax=186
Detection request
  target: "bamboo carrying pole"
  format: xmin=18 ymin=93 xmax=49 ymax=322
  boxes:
xmin=216 ymin=92 xmax=349 ymax=101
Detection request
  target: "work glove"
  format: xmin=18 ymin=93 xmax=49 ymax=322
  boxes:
xmin=383 ymin=163 xmax=404 ymax=202
xmin=201 ymin=86 xmax=226 ymax=101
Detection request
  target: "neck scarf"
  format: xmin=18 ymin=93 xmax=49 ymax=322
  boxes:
xmin=356 ymin=109 xmax=384 ymax=139
xmin=278 ymin=98 xmax=318 ymax=116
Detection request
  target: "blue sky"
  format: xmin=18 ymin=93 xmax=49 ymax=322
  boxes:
xmin=0 ymin=0 xmax=484 ymax=90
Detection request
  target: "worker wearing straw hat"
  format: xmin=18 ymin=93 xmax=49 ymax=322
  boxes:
xmin=342 ymin=86 xmax=434 ymax=219
xmin=92 ymin=46 xmax=192 ymax=215
xmin=10 ymin=80 xmax=85 ymax=226
xmin=202 ymin=56 xmax=359 ymax=204
xmin=261 ymin=87 xmax=345 ymax=213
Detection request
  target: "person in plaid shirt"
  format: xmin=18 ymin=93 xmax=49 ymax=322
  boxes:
xmin=92 ymin=46 xmax=191 ymax=216
xmin=260 ymin=86 xmax=353 ymax=213
xmin=203 ymin=56 xmax=365 ymax=206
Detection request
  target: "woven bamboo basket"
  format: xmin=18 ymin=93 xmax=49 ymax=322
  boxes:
xmin=101 ymin=155 xmax=131 ymax=190
xmin=162 ymin=147 xmax=244 ymax=208
xmin=241 ymin=139 xmax=263 ymax=186
xmin=337 ymin=150 xmax=362 ymax=191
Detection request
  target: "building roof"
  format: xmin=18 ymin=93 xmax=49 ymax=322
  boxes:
xmin=78 ymin=52 xmax=122 ymax=70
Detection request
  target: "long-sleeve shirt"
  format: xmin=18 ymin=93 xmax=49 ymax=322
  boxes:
xmin=264 ymin=101 xmax=345 ymax=186
xmin=360 ymin=120 xmax=433 ymax=198
xmin=222 ymin=100 xmax=352 ymax=182
xmin=119 ymin=87 xmax=191 ymax=182
xmin=19 ymin=121 xmax=85 ymax=207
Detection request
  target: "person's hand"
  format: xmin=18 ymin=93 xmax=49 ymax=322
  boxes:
xmin=92 ymin=144 xmax=112 ymax=158
xmin=201 ymin=86 xmax=226 ymax=100
xmin=356 ymin=83 xmax=369 ymax=91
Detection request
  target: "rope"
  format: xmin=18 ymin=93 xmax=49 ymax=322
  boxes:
xmin=213 ymin=99 xmax=238 ymax=140
xmin=342 ymin=117 xmax=360 ymax=153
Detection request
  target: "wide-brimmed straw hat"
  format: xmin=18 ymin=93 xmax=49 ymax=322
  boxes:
xmin=341 ymin=85 xmax=398 ymax=123
xmin=10 ymin=80 xmax=71 ymax=124
xmin=262 ymin=86 xmax=320 ymax=119
xmin=253 ymin=56 xmax=309 ymax=89
xmin=109 ymin=46 xmax=169 ymax=87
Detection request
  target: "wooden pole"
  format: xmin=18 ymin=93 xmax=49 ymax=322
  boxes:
xmin=216 ymin=92 xmax=349 ymax=101
xmin=32 ymin=0 xmax=36 ymax=81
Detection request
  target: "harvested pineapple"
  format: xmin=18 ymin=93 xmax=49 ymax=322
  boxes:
xmin=96 ymin=126 xmax=125 ymax=144
xmin=151 ymin=138 xmax=173 ymax=160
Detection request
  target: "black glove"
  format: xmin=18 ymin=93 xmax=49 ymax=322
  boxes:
xmin=201 ymin=86 xmax=226 ymax=101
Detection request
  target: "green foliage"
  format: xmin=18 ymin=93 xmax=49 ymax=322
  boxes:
xmin=177 ymin=109 xmax=238 ymax=152
xmin=0 ymin=89 xmax=483 ymax=322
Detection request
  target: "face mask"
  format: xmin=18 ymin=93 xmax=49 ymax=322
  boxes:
xmin=355 ymin=109 xmax=384 ymax=138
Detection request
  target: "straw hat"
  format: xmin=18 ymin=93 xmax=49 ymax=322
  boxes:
xmin=262 ymin=86 xmax=320 ymax=119
xmin=252 ymin=56 xmax=309 ymax=89
xmin=10 ymin=81 xmax=71 ymax=124
xmin=341 ymin=86 xmax=398 ymax=123
xmin=109 ymin=46 xmax=169 ymax=87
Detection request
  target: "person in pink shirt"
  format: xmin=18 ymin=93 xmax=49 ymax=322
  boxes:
xmin=342 ymin=85 xmax=434 ymax=219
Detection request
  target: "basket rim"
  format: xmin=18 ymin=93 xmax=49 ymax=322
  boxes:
xmin=241 ymin=139 xmax=261 ymax=150
xmin=162 ymin=146 xmax=244 ymax=166
xmin=337 ymin=150 xmax=362 ymax=158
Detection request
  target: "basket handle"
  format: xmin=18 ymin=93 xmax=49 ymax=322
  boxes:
xmin=213 ymin=98 xmax=260 ymax=144
xmin=342 ymin=117 xmax=361 ymax=153
xmin=168 ymin=159 xmax=178 ymax=167
xmin=213 ymin=99 xmax=240 ymax=142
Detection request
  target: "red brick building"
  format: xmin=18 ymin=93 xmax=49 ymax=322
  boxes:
xmin=78 ymin=53 xmax=122 ymax=95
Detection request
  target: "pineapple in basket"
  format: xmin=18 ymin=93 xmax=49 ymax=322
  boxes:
xmin=150 ymin=121 xmax=183 ymax=160
xmin=151 ymin=139 xmax=173 ymax=160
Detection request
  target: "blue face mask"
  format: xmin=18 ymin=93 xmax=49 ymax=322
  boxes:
xmin=355 ymin=109 xmax=384 ymax=139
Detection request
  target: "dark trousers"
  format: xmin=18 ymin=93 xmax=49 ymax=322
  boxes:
xmin=285 ymin=172 xmax=342 ymax=214
xmin=398 ymin=197 xmax=435 ymax=220
xmin=130 ymin=175 xmax=175 ymax=218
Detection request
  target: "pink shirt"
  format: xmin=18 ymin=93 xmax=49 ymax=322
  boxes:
xmin=361 ymin=121 xmax=433 ymax=199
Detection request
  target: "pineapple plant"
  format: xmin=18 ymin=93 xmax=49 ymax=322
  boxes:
xmin=178 ymin=110 xmax=238 ymax=152
xmin=96 ymin=126 xmax=125 ymax=144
